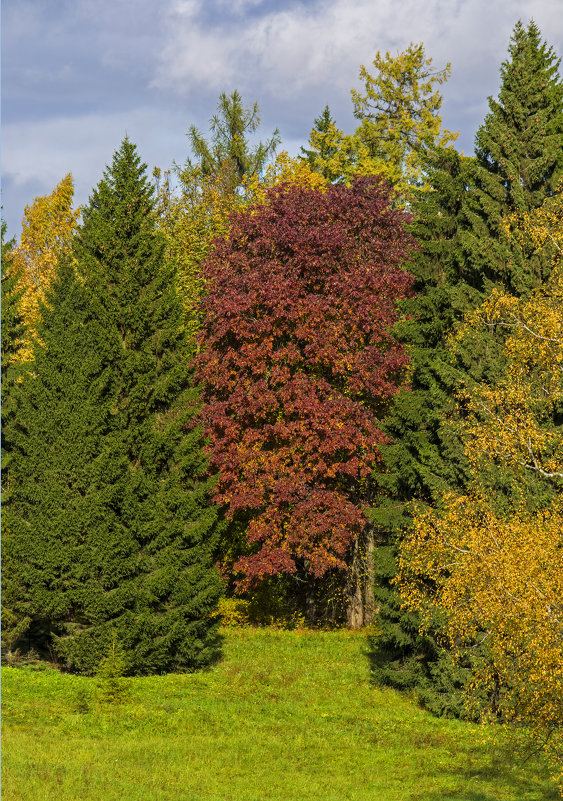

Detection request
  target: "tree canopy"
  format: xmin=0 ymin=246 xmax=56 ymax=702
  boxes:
xmin=197 ymin=176 xmax=414 ymax=625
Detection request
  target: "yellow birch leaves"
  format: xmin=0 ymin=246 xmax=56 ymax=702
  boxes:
xmin=399 ymin=186 xmax=563 ymax=779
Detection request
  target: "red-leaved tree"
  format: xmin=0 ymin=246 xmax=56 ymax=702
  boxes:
xmin=197 ymin=176 xmax=415 ymax=625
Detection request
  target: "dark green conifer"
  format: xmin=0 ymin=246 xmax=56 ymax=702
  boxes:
xmin=368 ymin=147 xmax=479 ymax=715
xmin=4 ymin=141 xmax=223 ymax=674
xmin=72 ymin=139 xmax=223 ymax=674
xmin=1 ymin=221 xmax=31 ymax=655
xmin=370 ymin=20 xmax=563 ymax=715
xmin=2 ymin=258 xmax=134 ymax=662
xmin=464 ymin=19 xmax=563 ymax=295
xmin=1 ymin=221 xmax=26 ymax=476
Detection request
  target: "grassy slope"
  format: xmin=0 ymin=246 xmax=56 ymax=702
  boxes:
xmin=1 ymin=628 xmax=557 ymax=801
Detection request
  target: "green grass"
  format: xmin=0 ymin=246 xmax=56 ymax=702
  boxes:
xmin=1 ymin=628 xmax=558 ymax=800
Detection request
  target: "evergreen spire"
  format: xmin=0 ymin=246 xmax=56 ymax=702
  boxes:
xmin=74 ymin=138 xmax=223 ymax=673
xmin=299 ymin=106 xmax=349 ymax=182
xmin=465 ymin=19 xmax=563 ymax=293
xmin=4 ymin=141 xmax=223 ymax=674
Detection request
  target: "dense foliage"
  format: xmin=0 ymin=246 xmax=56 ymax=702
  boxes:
xmin=367 ymin=19 xmax=563 ymax=717
xmin=3 ymin=141 xmax=223 ymax=674
xmin=156 ymin=91 xmax=280 ymax=336
xmin=8 ymin=174 xmax=80 ymax=362
xmin=197 ymin=176 xmax=414 ymax=625
xmin=1 ymin=222 xmax=29 ymax=654
xmin=301 ymin=44 xmax=458 ymax=197
xmin=400 ymin=187 xmax=563 ymax=779
xmin=465 ymin=20 xmax=563 ymax=295
xmin=2 ymin=22 xmax=561 ymax=780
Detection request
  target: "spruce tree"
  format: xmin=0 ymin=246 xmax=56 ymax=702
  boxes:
xmin=4 ymin=141 xmax=223 ymax=675
xmin=370 ymin=20 xmax=563 ymax=716
xmin=464 ymin=19 xmax=563 ymax=295
xmin=299 ymin=106 xmax=352 ymax=182
xmin=2 ymin=258 xmax=136 ymax=664
xmin=73 ymin=138 xmax=223 ymax=674
xmin=369 ymin=147 xmax=480 ymax=717
xmin=1 ymin=222 xmax=31 ymax=656
xmin=1 ymin=222 xmax=26 ymax=475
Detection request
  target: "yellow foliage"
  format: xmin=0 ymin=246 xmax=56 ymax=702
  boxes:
xmin=242 ymin=151 xmax=328 ymax=208
xmin=399 ymin=187 xmax=563 ymax=781
xmin=461 ymin=188 xmax=563 ymax=482
xmin=301 ymin=118 xmax=361 ymax=185
xmin=351 ymin=43 xmax=459 ymax=202
xmin=399 ymin=496 xmax=563 ymax=778
xmin=10 ymin=174 xmax=80 ymax=361
xmin=154 ymin=163 xmax=243 ymax=339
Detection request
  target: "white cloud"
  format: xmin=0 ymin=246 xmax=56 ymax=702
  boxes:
xmin=1 ymin=107 xmax=188 ymax=233
xmin=153 ymin=0 xmax=563 ymax=102
xmin=3 ymin=0 xmax=562 ymax=236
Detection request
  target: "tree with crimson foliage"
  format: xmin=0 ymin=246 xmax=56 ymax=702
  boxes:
xmin=197 ymin=176 xmax=414 ymax=627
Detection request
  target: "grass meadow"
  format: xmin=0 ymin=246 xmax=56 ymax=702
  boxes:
xmin=1 ymin=628 xmax=558 ymax=800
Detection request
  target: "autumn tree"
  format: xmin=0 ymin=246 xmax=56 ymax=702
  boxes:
xmin=399 ymin=188 xmax=563 ymax=778
xmin=1 ymin=221 xmax=25 ymax=444
xmin=370 ymin=20 xmax=563 ymax=714
xmin=1 ymin=221 xmax=26 ymax=506
xmin=351 ymin=43 xmax=458 ymax=197
xmin=197 ymin=176 xmax=414 ymax=627
xmin=10 ymin=174 xmax=80 ymax=360
xmin=345 ymin=45 xmax=459 ymax=189
xmin=300 ymin=44 xmax=457 ymax=201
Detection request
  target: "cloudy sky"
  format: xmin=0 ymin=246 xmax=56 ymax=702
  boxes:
xmin=2 ymin=0 xmax=562 ymax=237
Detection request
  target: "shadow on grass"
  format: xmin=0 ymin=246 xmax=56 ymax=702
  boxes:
xmin=413 ymin=733 xmax=559 ymax=800
xmin=363 ymin=634 xmax=559 ymax=800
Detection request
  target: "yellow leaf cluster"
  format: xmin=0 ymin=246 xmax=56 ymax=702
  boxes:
xmin=10 ymin=174 xmax=79 ymax=362
xmin=154 ymin=163 xmax=242 ymax=340
xmin=462 ymin=189 xmax=562 ymax=482
xmin=243 ymin=151 xmax=328 ymax=208
xmin=399 ymin=496 xmax=563 ymax=776
xmin=399 ymin=187 xmax=563 ymax=780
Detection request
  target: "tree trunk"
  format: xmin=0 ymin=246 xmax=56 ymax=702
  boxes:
xmin=305 ymin=583 xmax=316 ymax=625
xmin=363 ymin=525 xmax=375 ymax=625
xmin=346 ymin=537 xmax=365 ymax=629
xmin=345 ymin=524 xmax=376 ymax=629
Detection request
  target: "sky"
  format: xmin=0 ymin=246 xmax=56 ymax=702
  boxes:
xmin=2 ymin=0 xmax=562 ymax=238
